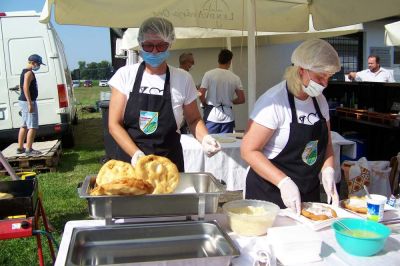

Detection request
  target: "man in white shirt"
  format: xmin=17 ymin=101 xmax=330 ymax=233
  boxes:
xmin=199 ymin=49 xmax=245 ymax=133
xmin=348 ymin=55 xmax=395 ymax=82
xmin=179 ymin=52 xmax=195 ymax=72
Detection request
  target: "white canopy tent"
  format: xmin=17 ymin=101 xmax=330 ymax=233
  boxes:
xmin=119 ymin=23 xmax=363 ymax=51
xmin=40 ymin=0 xmax=400 ymax=112
xmin=385 ymin=21 xmax=400 ymax=46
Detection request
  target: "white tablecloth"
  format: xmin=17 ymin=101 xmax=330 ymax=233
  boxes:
xmin=230 ymin=211 xmax=400 ymax=266
xmin=55 ymin=209 xmax=400 ymax=266
xmin=181 ymin=132 xmax=356 ymax=191
xmin=180 ymin=134 xmax=247 ymax=191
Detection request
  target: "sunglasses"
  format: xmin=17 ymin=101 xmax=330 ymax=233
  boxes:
xmin=141 ymin=42 xmax=170 ymax=53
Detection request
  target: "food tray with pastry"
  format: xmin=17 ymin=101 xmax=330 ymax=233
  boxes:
xmin=281 ymin=202 xmax=359 ymax=230
xmin=340 ymin=196 xmax=397 ymax=218
xmin=78 ymin=156 xmax=224 ymax=219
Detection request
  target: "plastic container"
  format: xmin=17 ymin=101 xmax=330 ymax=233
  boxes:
xmin=366 ymin=194 xmax=387 ymax=222
xmin=222 ymin=199 xmax=279 ymax=236
xmin=267 ymin=225 xmax=322 ymax=265
xmin=332 ymin=218 xmax=391 ymax=256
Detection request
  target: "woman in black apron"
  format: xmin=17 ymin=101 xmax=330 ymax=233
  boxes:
xmin=107 ymin=17 xmax=221 ymax=171
xmin=241 ymin=39 xmax=340 ymax=214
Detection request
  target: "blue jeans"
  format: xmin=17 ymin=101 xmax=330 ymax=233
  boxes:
xmin=205 ymin=121 xmax=235 ymax=133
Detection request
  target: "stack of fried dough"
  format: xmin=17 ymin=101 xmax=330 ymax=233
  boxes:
xmin=90 ymin=155 xmax=179 ymax=196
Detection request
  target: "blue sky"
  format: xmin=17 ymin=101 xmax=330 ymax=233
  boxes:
xmin=2 ymin=0 xmax=111 ymax=70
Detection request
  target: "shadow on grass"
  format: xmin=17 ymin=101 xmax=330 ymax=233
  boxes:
xmin=57 ymin=149 xmax=105 ymax=173
xmin=50 ymin=211 xmax=90 ymax=235
xmin=74 ymin=117 xmax=105 ymax=149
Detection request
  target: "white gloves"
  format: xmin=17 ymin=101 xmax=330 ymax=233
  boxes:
xmin=131 ymin=150 xmax=145 ymax=167
xmin=321 ymin=166 xmax=339 ymax=206
xmin=201 ymin=135 xmax=221 ymax=157
xmin=277 ymin=176 xmax=301 ymax=215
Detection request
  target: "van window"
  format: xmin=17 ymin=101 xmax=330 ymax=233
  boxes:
xmin=9 ymin=38 xmax=48 ymax=75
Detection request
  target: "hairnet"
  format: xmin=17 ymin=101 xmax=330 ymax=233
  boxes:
xmin=291 ymin=39 xmax=341 ymax=74
xmin=137 ymin=17 xmax=175 ymax=43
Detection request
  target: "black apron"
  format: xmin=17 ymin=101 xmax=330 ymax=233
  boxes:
xmin=203 ymin=103 xmax=232 ymax=122
xmin=246 ymin=85 xmax=328 ymax=208
xmin=115 ymin=62 xmax=184 ymax=172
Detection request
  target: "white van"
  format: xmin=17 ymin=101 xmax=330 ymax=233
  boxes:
xmin=0 ymin=11 xmax=77 ymax=148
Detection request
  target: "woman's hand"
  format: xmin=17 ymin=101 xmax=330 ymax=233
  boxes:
xmin=277 ymin=176 xmax=301 ymax=215
xmin=131 ymin=150 xmax=145 ymax=167
xmin=321 ymin=167 xmax=339 ymax=206
xmin=201 ymin=135 xmax=221 ymax=157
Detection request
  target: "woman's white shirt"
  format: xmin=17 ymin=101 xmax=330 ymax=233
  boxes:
xmin=108 ymin=63 xmax=198 ymax=131
xmin=250 ymin=81 xmax=329 ymax=159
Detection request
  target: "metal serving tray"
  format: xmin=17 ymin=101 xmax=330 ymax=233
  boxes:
xmin=66 ymin=220 xmax=239 ymax=266
xmin=79 ymin=173 xmax=224 ymax=219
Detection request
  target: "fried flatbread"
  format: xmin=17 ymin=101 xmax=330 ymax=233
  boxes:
xmin=96 ymin=159 xmax=136 ymax=186
xmin=135 ymin=155 xmax=179 ymax=194
xmin=90 ymin=178 xmax=154 ymax=196
xmin=0 ymin=192 xmax=13 ymax=199
xmin=301 ymin=202 xmax=338 ymax=221
xmin=343 ymin=196 xmax=367 ymax=214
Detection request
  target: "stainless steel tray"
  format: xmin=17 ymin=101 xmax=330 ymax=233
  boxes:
xmin=79 ymin=173 xmax=224 ymax=219
xmin=66 ymin=220 xmax=239 ymax=266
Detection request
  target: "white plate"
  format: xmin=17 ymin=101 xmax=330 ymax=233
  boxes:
xmin=280 ymin=204 xmax=359 ymax=231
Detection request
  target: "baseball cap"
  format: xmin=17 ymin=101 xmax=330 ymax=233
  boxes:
xmin=28 ymin=54 xmax=46 ymax=65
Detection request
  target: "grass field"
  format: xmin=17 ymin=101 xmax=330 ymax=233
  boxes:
xmin=0 ymin=87 xmax=109 ymax=265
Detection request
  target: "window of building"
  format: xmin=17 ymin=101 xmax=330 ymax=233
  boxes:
xmin=324 ymin=33 xmax=363 ymax=81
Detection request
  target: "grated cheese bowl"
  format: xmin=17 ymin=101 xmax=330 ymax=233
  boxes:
xmin=223 ymin=199 xmax=280 ymax=237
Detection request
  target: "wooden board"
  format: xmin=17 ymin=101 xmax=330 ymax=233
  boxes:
xmin=0 ymin=140 xmax=62 ymax=176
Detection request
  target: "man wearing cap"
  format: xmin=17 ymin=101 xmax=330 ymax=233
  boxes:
xmin=17 ymin=54 xmax=45 ymax=156
xmin=241 ymin=39 xmax=340 ymax=215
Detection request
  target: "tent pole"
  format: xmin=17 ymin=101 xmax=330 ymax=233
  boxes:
xmin=226 ymin=37 xmax=233 ymax=71
xmin=247 ymin=0 xmax=256 ymax=115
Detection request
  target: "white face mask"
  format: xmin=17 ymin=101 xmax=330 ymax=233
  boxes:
xmin=302 ymin=71 xmax=325 ymax=97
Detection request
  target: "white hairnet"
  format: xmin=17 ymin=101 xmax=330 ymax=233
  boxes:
xmin=137 ymin=17 xmax=175 ymax=43
xmin=291 ymin=39 xmax=341 ymax=74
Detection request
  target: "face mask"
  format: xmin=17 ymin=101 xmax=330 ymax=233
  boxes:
xmin=141 ymin=50 xmax=170 ymax=68
xmin=32 ymin=65 xmax=40 ymax=71
xmin=302 ymin=71 xmax=325 ymax=97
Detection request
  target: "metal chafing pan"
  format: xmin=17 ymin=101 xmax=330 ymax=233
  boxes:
xmin=78 ymin=173 xmax=224 ymax=218
xmin=66 ymin=220 xmax=239 ymax=266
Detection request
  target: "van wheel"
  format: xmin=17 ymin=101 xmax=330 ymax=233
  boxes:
xmin=62 ymin=128 xmax=75 ymax=148
xmin=72 ymin=110 xmax=78 ymax=125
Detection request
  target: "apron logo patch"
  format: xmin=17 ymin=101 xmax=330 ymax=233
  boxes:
xmin=139 ymin=111 xmax=158 ymax=135
xmin=302 ymin=140 xmax=318 ymax=166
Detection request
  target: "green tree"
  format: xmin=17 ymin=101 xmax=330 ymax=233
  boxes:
xmin=97 ymin=60 xmax=112 ymax=79
xmin=73 ymin=61 xmax=112 ymax=80
xmin=86 ymin=62 xmax=98 ymax=80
